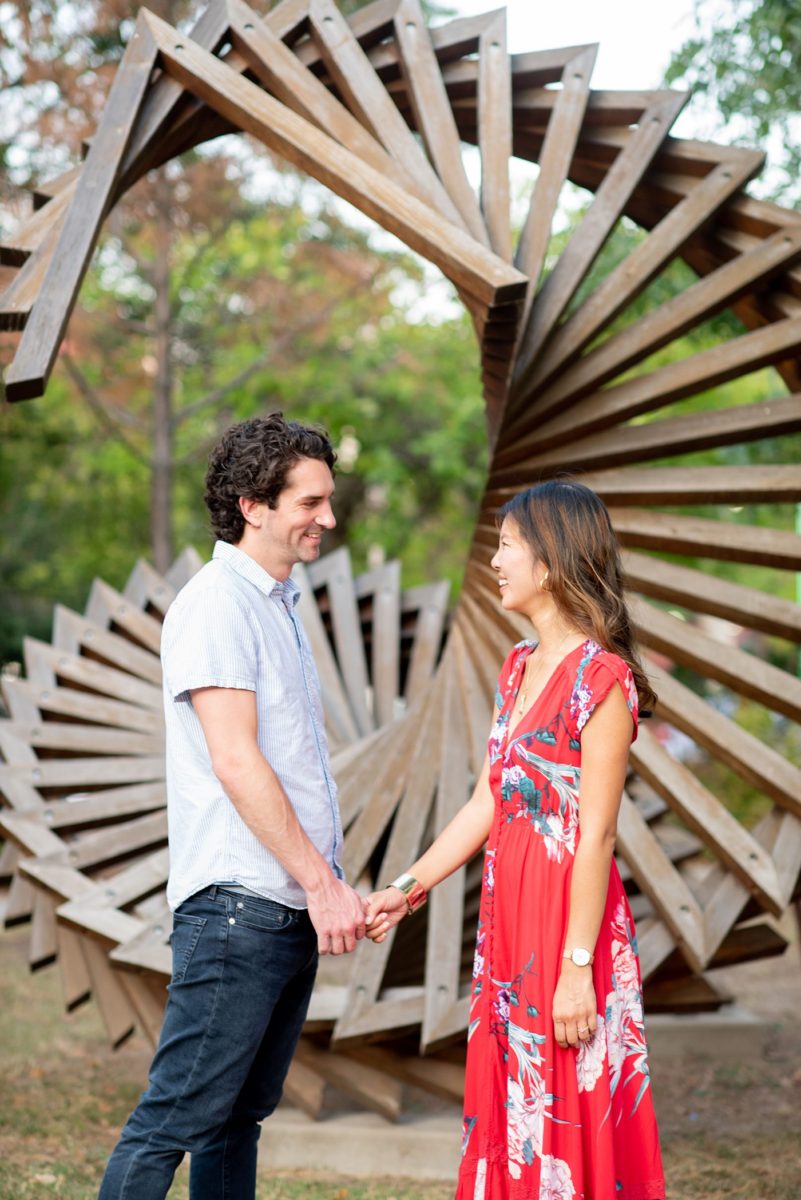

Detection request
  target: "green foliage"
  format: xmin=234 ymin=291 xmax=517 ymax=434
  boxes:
xmin=665 ymin=0 xmax=801 ymax=202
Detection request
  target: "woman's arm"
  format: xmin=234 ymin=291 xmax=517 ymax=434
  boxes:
xmin=552 ymin=683 xmax=633 ymax=1048
xmin=364 ymin=739 xmax=496 ymax=942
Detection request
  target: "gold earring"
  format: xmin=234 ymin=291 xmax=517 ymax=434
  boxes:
xmin=540 ymin=571 xmax=549 ymax=590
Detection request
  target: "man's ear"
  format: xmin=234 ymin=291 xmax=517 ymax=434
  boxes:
xmin=239 ymin=496 xmax=262 ymax=527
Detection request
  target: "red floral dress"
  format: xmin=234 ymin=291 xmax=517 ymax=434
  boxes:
xmin=456 ymin=639 xmax=665 ymax=1200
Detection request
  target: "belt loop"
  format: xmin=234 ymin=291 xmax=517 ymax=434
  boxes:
xmin=208 ymin=884 xmax=218 ymax=899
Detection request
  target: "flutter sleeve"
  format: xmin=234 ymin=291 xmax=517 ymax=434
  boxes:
xmin=568 ymin=650 xmax=639 ymax=744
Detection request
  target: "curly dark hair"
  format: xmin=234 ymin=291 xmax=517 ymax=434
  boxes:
xmin=205 ymin=413 xmax=337 ymax=543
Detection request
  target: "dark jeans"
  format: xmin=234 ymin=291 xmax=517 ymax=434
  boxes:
xmin=98 ymin=886 xmax=317 ymax=1200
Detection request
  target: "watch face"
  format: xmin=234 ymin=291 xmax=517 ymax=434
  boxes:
xmin=571 ymin=948 xmax=591 ymax=967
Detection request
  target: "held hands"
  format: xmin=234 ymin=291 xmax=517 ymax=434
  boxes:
xmin=552 ymin=961 xmax=598 ymax=1049
xmin=306 ymin=876 xmax=369 ymax=955
xmin=362 ymin=886 xmax=409 ymax=943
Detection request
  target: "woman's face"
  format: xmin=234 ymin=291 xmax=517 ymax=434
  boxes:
xmin=491 ymin=517 xmax=548 ymax=616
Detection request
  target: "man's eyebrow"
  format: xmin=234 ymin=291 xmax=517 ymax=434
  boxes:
xmin=296 ymin=490 xmax=335 ymax=502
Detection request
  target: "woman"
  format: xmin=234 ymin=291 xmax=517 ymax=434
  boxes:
xmin=366 ymin=481 xmax=665 ymax=1200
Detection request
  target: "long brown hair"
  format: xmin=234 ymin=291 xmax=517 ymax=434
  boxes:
xmin=499 ymin=480 xmax=657 ymax=715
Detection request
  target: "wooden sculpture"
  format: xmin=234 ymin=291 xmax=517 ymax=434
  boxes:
xmin=1 ymin=0 xmax=800 ymax=1119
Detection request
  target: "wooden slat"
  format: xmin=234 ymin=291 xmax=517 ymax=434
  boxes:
xmin=334 ymin=673 xmax=444 ymax=1041
xmin=646 ymin=663 xmax=801 ymax=817
xmin=141 ymin=10 xmax=525 ymax=310
xmin=477 ymin=11 xmax=512 ymax=261
xmin=28 ymin=886 xmax=59 ymax=969
xmin=514 ymin=45 xmax=597 ymax=320
xmin=0 ymin=202 xmax=69 ymax=332
xmin=294 ymin=1040 xmax=402 ymax=1121
xmin=306 ymin=0 xmax=467 ymax=232
xmin=4 ymin=14 xmax=158 ymax=400
xmin=516 ymin=224 xmax=801 ymax=426
xmin=283 ymin=1056 xmax=328 ymax=1120
xmin=514 ymin=90 xmax=689 ymax=384
xmin=56 ymin=923 xmax=92 ymax=1011
xmin=23 ymin=639 xmax=162 ymax=710
xmin=79 ymin=935 xmax=137 ymax=1047
xmin=518 ymin=315 xmax=801 ymax=453
xmin=579 ymin=464 xmax=801 ymax=505
xmin=633 ymin=597 xmax=801 ymax=722
xmin=341 ymin=710 xmax=418 ymax=880
xmin=0 ymin=679 xmax=162 ymax=734
xmin=307 ymin=548 xmax=374 ymax=737
xmin=227 ymin=0 xmax=426 ymax=203
xmin=615 ymin=793 xmax=704 ymax=971
xmin=624 ymin=552 xmax=801 ymax=642
xmin=392 ymin=0 xmax=488 ymax=245
xmin=422 ymin=653 xmax=469 ymax=1050
xmin=0 ymin=756 xmax=164 ymax=792
xmin=293 ymin=563 xmax=359 ymax=746
xmin=612 ymin=509 xmax=801 ymax=570
xmin=355 ymin=561 xmax=401 ymax=728
xmin=403 ymin=580 xmax=450 ymax=704
xmin=1 ymin=721 xmax=163 ymax=757
xmin=510 ymin=150 xmax=764 ymax=406
xmin=493 ymin=394 xmax=801 ymax=476
xmin=84 ymin=578 xmax=163 ymax=655
xmin=631 ymin=726 xmax=784 ymax=914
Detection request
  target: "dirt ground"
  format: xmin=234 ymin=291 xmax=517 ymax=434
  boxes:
xmin=1 ymin=920 xmax=800 ymax=1199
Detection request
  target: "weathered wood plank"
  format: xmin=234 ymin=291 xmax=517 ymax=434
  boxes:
xmin=393 ymin=0 xmax=488 ymax=245
xmin=624 ymin=552 xmax=801 ymax=642
xmin=611 ymin=509 xmax=801 ymax=571
xmin=4 ymin=15 xmax=158 ymax=400
xmin=510 ymin=150 xmax=764 ymax=404
xmin=478 ymin=11 xmax=512 ymax=261
xmin=141 ymin=9 xmax=525 ymax=314
xmin=492 ymin=394 xmax=801 ymax=476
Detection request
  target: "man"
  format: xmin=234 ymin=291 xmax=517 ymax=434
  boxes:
xmin=99 ymin=414 xmax=367 ymax=1200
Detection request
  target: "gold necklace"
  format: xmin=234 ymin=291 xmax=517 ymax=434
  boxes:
xmin=516 ymin=630 xmax=579 ymax=715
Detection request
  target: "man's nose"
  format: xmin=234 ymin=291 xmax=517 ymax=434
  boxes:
xmin=318 ymin=502 xmax=336 ymax=529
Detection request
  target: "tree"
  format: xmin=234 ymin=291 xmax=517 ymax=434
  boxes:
xmin=0 ymin=1 xmax=485 ymax=665
xmin=665 ymin=0 xmax=801 ymax=203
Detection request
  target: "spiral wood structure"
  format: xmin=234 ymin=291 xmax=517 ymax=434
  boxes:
xmin=1 ymin=0 xmax=800 ymax=1118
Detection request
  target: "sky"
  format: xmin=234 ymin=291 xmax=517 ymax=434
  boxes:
xmin=448 ymin=0 xmax=698 ymax=94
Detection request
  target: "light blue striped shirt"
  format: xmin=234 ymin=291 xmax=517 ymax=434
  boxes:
xmin=161 ymin=540 xmax=344 ymax=911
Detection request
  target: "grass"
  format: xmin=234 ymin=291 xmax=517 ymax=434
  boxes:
xmin=1 ymin=924 xmax=800 ymax=1199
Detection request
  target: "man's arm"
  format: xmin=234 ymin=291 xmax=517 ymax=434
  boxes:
xmin=191 ymin=686 xmax=367 ymax=955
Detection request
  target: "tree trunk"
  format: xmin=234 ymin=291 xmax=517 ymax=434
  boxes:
xmin=150 ymin=171 xmax=174 ymax=574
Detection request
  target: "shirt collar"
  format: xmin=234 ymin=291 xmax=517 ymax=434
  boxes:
xmin=212 ymin=540 xmax=301 ymax=607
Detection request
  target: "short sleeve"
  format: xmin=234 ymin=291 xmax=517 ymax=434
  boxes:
xmin=569 ymin=653 xmax=639 ymax=744
xmin=162 ymin=588 xmax=259 ymax=701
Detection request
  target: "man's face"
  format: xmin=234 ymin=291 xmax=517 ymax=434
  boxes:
xmin=241 ymin=457 xmax=336 ymax=576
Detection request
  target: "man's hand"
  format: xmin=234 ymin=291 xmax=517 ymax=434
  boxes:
xmin=306 ymin=876 xmax=368 ymax=955
xmin=363 ymin=886 xmax=409 ymax=943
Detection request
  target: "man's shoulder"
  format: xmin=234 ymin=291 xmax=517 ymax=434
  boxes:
xmin=163 ymin=560 xmax=255 ymax=633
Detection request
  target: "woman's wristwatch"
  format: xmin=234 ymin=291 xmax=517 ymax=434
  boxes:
xmin=388 ymin=872 xmax=428 ymax=915
xmin=562 ymin=947 xmax=594 ymax=967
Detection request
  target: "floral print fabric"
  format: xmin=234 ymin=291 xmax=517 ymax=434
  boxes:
xmin=457 ymin=640 xmax=665 ymax=1200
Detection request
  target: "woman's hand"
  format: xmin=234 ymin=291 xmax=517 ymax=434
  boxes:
xmin=363 ymin=886 xmax=409 ymax=943
xmin=552 ymin=963 xmax=598 ymax=1049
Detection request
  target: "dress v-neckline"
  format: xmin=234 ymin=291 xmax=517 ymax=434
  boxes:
xmin=506 ymin=639 xmax=589 ymax=746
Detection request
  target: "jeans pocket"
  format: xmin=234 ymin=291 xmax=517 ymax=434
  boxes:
xmin=232 ymin=897 xmax=293 ymax=933
xmin=170 ymin=912 xmax=207 ymax=983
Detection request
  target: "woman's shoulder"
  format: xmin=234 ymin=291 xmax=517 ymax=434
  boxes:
xmin=576 ymin=640 xmax=631 ymax=679
xmin=571 ymin=641 xmax=639 ymax=738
